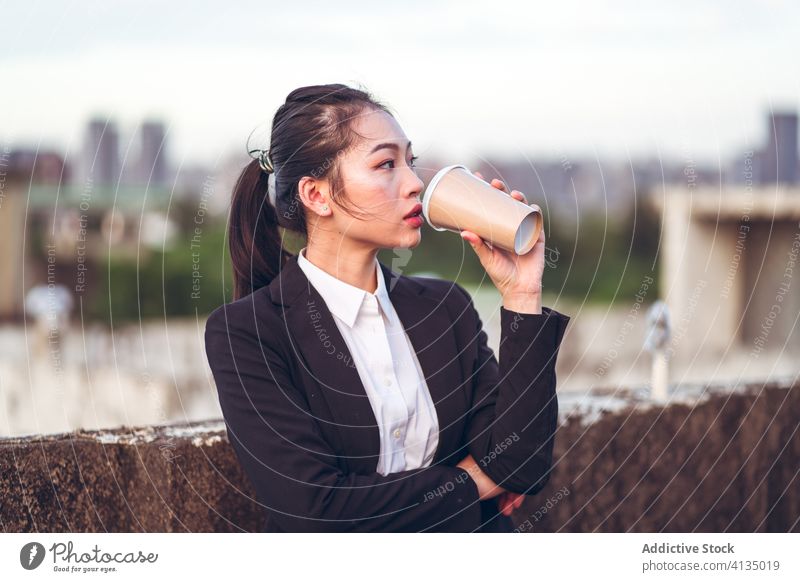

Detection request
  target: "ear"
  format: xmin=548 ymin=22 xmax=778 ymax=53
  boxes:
xmin=297 ymin=176 xmax=330 ymax=216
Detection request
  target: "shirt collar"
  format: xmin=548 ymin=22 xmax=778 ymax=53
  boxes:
xmin=297 ymin=247 xmax=392 ymax=328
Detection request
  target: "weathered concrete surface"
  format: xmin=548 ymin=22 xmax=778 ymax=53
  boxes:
xmin=0 ymin=420 xmax=261 ymax=532
xmin=1 ymin=383 xmax=798 ymax=532
xmin=525 ymin=381 xmax=800 ymax=532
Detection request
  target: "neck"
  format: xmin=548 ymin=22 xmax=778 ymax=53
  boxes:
xmin=302 ymin=243 xmax=379 ymax=294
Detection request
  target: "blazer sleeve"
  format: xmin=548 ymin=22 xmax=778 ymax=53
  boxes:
xmin=204 ymin=301 xmax=483 ymax=533
xmin=454 ymin=284 xmax=570 ymax=495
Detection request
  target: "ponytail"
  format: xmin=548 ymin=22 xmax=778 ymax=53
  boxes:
xmin=228 ymin=159 xmax=291 ymax=301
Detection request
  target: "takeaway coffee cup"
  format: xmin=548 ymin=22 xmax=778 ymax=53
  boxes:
xmin=422 ymin=164 xmax=542 ymax=255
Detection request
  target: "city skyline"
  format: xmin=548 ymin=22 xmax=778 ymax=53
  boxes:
xmin=2 ymin=1 xmax=799 ymax=166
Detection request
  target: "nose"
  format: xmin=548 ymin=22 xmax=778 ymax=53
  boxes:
xmin=404 ymin=165 xmax=424 ymax=200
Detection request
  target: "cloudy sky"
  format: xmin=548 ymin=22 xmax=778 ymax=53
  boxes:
xmin=2 ymin=0 xmax=799 ymax=167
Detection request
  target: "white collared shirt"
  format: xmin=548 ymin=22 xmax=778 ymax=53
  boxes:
xmin=297 ymin=247 xmax=440 ymax=476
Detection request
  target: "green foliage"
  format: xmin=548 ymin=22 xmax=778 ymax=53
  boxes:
xmin=84 ymin=198 xmax=661 ymax=322
xmin=86 ymin=220 xmax=232 ymax=323
xmin=543 ymin=199 xmax=661 ymax=304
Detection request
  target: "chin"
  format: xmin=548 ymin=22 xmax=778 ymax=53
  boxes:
xmin=379 ymin=229 xmax=422 ymax=251
xmin=402 ymin=231 xmax=423 ymax=249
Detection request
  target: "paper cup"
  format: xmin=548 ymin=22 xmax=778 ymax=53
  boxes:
xmin=422 ymin=164 xmax=542 ymax=255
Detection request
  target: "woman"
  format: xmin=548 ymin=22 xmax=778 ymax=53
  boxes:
xmin=204 ymin=83 xmax=570 ymax=532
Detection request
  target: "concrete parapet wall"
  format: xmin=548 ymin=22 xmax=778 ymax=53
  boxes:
xmin=2 ymin=384 xmax=797 ymax=532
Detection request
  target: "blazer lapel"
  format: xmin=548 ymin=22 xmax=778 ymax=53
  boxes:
xmin=268 ymin=254 xmax=464 ymax=473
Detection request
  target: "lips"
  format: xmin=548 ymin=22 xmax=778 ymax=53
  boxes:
xmin=403 ymin=203 xmax=423 ymax=219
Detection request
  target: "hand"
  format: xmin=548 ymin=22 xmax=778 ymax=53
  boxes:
xmin=460 ymin=172 xmax=545 ymax=312
xmin=456 ymin=454 xmax=505 ymax=501
xmin=497 ymin=490 xmax=525 ymax=517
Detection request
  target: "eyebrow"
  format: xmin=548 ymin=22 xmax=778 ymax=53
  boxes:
xmin=369 ymin=140 xmax=412 ymax=155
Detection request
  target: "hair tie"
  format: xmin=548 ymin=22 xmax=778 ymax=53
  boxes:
xmin=249 ymin=148 xmax=274 ymax=174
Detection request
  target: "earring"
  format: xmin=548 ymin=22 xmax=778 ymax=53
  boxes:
xmin=322 ymin=205 xmax=329 ymax=212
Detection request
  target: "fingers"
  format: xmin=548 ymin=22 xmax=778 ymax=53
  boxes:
xmin=498 ymin=493 xmax=513 ymax=516
xmin=473 ymin=172 xmax=531 ymax=216
xmin=460 ymin=230 xmax=492 ymax=263
xmin=490 ymin=178 xmax=508 ymax=192
xmin=509 ymin=190 xmax=528 ymax=204
xmin=473 ymin=171 xmax=528 ymax=202
xmin=473 ymin=171 xmax=507 ymax=191
xmin=498 ymin=492 xmax=524 ymax=516
xmin=460 ymin=230 xmax=480 ymax=248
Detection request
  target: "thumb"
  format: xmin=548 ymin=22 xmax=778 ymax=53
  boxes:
xmin=461 ymin=230 xmax=491 ymax=263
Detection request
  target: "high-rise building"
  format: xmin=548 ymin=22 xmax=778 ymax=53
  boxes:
xmin=760 ymin=111 xmax=798 ymax=185
xmin=137 ymin=120 xmax=169 ymax=186
xmin=82 ymin=118 xmax=120 ymax=185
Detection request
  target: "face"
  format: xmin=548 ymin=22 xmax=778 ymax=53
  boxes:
xmin=328 ymin=108 xmax=425 ymax=251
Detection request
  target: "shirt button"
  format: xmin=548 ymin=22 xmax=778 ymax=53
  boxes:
xmin=384 ymin=377 xmax=392 ymax=387
xmin=393 ymin=428 xmax=402 ymax=439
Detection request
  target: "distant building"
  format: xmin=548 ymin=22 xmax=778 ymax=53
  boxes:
xmin=759 ymin=111 xmax=798 ymax=185
xmin=137 ymin=120 xmax=169 ymax=186
xmin=82 ymin=118 xmax=120 ymax=185
xmin=6 ymin=149 xmax=67 ymax=184
xmin=653 ymin=184 xmax=800 ymax=369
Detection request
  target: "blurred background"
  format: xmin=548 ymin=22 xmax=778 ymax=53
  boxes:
xmin=1 ymin=0 xmax=798 ymax=437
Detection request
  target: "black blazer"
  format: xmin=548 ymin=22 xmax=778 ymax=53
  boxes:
xmin=204 ymin=253 xmax=570 ymax=532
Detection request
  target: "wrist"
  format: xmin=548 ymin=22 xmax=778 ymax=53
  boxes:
xmin=502 ymin=292 xmax=542 ymax=314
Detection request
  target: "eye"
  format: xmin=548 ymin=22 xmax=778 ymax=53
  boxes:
xmin=378 ymin=156 xmax=418 ymax=170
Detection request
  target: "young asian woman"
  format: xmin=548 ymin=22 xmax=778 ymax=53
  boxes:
xmin=204 ymin=83 xmax=570 ymax=533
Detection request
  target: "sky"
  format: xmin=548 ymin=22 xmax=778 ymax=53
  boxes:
xmin=2 ymin=0 xmax=799 ymax=168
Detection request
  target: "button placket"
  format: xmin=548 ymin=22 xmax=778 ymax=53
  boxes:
xmin=372 ymin=305 xmax=399 ymax=392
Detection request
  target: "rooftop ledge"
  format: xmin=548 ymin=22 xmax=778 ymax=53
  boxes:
xmin=652 ymin=186 xmax=800 ymax=219
xmin=2 ymin=380 xmax=798 ymax=533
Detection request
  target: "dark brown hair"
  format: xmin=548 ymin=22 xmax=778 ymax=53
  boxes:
xmin=228 ymin=83 xmax=393 ymax=300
